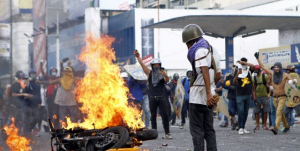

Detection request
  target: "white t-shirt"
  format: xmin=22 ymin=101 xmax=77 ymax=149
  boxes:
xmin=189 ymin=47 xmax=221 ymax=105
xmin=40 ymin=87 xmax=47 ymax=106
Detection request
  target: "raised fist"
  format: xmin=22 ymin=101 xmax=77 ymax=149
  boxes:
xmin=133 ymin=49 xmax=140 ymax=58
xmin=254 ymin=52 xmax=259 ymax=59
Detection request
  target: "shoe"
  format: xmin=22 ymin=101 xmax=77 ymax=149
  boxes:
xmin=243 ymin=128 xmax=250 ymax=134
xmin=283 ymin=127 xmax=290 ymax=133
xmin=231 ymin=122 xmax=237 ymax=130
xmin=238 ymin=128 xmax=244 ymax=135
xmin=236 ymin=126 xmax=240 ymax=131
xmin=180 ymin=123 xmax=185 ymax=129
xmin=165 ymin=133 xmax=173 ymax=139
xmin=271 ymin=128 xmax=278 ymax=135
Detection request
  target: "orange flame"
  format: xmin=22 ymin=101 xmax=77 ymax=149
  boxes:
xmin=64 ymin=34 xmax=144 ymax=129
xmin=53 ymin=114 xmax=57 ymax=119
xmin=3 ymin=118 xmax=32 ymax=151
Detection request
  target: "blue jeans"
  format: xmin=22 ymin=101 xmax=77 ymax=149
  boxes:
xmin=228 ymin=98 xmax=237 ymax=117
xmin=181 ymin=99 xmax=189 ymax=124
xmin=270 ymin=96 xmax=276 ymax=126
xmin=142 ymin=95 xmax=150 ymax=127
xmin=236 ymin=95 xmax=251 ymax=129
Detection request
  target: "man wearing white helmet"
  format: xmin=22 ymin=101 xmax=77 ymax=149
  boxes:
xmin=182 ymin=24 xmax=221 ymax=151
xmin=133 ymin=50 xmax=172 ymax=139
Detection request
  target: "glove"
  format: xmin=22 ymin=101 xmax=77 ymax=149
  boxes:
xmin=288 ymin=80 xmax=297 ymax=90
xmin=254 ymin=52 xmax=259 ymax=59
xmin=133 ymin=49 xmax=140 ymax=58
xmin=207 ymin=95 xmax=219 ymax=106
xmin=294 ymin=79 xmax=297 ymax=84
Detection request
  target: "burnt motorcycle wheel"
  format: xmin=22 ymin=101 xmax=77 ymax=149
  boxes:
xmin=86 ymin=126 xmax=129 ymax=151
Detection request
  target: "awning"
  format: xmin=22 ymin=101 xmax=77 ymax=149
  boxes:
xmin=142 ymin=10 xmax=300 ymax=38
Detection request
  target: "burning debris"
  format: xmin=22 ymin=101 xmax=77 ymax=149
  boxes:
xmin=3 ymin=117 xmax=32 ymax=151
xmin=63 ymin=34 xmax=145 ymax=130
xmin=48 ymin=34 xmax=157 ymax=151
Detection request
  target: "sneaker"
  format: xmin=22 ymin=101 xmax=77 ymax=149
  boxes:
xmin=283 ymin=127 xmax=290 ymax=133
xmin=165 ymin=133 xmax=173 ymax=139
xmin=238 ymin=128 xmax=244 ymax=135
xmin=180 ymin=123 xmax=185 ymax=129
xmin=271 ymin=128 xmax=278 ymax=135
xmin=243 ymin=128 xmax=250 ymax=134
xmin=236 ymin=126 xmax=240 ymax=131
xmin=231 ymin=122 xmax=237 ymax=130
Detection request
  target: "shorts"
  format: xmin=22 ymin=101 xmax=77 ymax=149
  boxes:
xmin=254 ymin=97 xmax=270 ymax=113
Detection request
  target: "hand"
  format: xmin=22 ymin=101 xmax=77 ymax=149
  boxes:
xmin=23 ymin=93 xmax=31 ymax=97
xmin=237 ymin=69 xmax=242 ymax=75
xmin=133 ymin=49 xmax=140 ymax=58
xmin=61 ymin=57 xmax=69 ymax=63
xmin=254 ymin=52 xmax=259 ymax=59
xmin=206 ymin=93 xmax=215 ymax=106
xmin=293 ymin=79 xmax=297 ymax=84
xmin=159 ymin=70 xmax=167 ymax=76
xmin=40 ymin=60 xmax=44 ymax=63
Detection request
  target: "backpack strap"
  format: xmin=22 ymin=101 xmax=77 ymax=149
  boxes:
xmin=262 ymin=73 xmax=269 ymax=93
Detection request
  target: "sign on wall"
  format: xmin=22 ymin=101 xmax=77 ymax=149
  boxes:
xmin=259 ymin=45 xmax=292 ymax=69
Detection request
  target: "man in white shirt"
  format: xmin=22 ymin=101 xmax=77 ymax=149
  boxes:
xmin=182 ymin=24 xmax=221 ymax=151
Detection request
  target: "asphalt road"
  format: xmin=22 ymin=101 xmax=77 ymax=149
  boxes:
xmin=1 ymin=109 xmax=300 ymax=151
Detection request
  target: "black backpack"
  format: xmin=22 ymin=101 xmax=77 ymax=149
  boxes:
xmin=254 ymin=73 xmax=269 ymax=94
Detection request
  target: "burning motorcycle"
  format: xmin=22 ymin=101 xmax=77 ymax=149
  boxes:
xmin=48 ymin=119 xmax=158 ymax=151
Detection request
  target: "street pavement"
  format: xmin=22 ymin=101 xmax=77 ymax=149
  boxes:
xmin=1 ymin=109 xmax=300 ymax=151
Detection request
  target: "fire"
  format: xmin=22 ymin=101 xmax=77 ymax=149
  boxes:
xmin=53 ymin=114 xmax=57 ymax=119
xmin=65 ymin=34 xmax=144 ymax=129
xmin=3 ymin=118 xmax=32 ymax=151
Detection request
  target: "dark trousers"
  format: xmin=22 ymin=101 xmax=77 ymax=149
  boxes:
xmin=169 ymin=98 xmax=176 ymax=124
xmin=189 ymin=103 xmax=217 ymax=151
xmin=181 ymin=100 xmax=189 ymax=124
xmin=38 ymin=106 xmax=47 ymax=128
xmin=47 ymin=95 xmax=59 ymax=128
xmin=149 ymin=96 xmax=170 ymax=134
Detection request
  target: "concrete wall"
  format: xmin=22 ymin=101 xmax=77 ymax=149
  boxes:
xmin=279 ymin=30 xmax=300 ymax=46
xmin=12 ymin=22 xmax=33 ymax=78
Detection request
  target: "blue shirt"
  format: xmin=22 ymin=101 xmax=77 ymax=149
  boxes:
xmin=128 ymin=77 xmax=146 ymax=101
xmin=181 ymin=77 xmax=190 ymax=101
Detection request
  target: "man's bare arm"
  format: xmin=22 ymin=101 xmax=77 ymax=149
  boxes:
xmin=133 ymin=50 xmax=150 ymax=76
xmin=239 ymin=61 xmax=255 ymax=71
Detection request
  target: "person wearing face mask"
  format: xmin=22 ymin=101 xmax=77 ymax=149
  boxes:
xmin=38 ymin=66 xmax=80 ymax=128
xmin=9 ymin=71 xmax=32 ymax=131
xmin=40 ymin=60 xmax=59 ymax=127
xmin=133 ymin=50 xmax=172 ymax=139
xmin=223 ymin=65 xmax=239 ymax=131
xmin=233 ymin=57 xmax=255 ymax=135
xmin=182 ymin=24 xmax=221 ymax=151
xmin=168 ymin=73 xmax=179 ymax=126
xmin=255 ymin=52 xmax=297 ymax=135
xmin=25 ymin=69 xmax=41 ymax=136
xmin=180 ymin=70 xmax=192 ymax=129
xmin=252 ymin=65 xmax=270 ymax=131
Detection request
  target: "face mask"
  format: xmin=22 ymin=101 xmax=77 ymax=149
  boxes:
xmin=23 ymin=80 xmax=29 ymax=85
xmin=30 ymin=74 xmax=37 ymax=80
xmin=51 ymin=72 xmax=57 ymax=77
xmin=153 ymin=67 xmax=160 ymax=73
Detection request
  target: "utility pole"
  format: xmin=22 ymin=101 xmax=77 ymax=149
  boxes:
xmin=157 ymin=0 xmax=160 ymax=59
xmin=10 ymin=0 xmax=13 ymax=84
xmin=56 ymin=9 xmax=60 ymax=74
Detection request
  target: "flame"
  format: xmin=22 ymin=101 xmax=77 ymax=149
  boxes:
xmin=53 ymin=114 xmax=57 ymax=119
xmin=3 ymin=118 xmax=32 ymax=151
xmin=64 ymin=34 xmax=144 ymax=129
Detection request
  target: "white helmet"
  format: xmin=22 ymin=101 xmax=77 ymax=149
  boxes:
xmin=120 ymin=72 xmax=128 ymax=78
xmin=150 ymin=58 xmax=161 ymax=65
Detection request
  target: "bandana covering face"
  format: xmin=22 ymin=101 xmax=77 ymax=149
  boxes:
xmin=237 ymin=64 xmax=249 ymax=78
xmin=152 ymin=66 xmax=164 ymax=87
xmin=60 ymin=67 xmax=74 ymax=91
xmin=273 ymin=62 xmax=283 ymax=85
